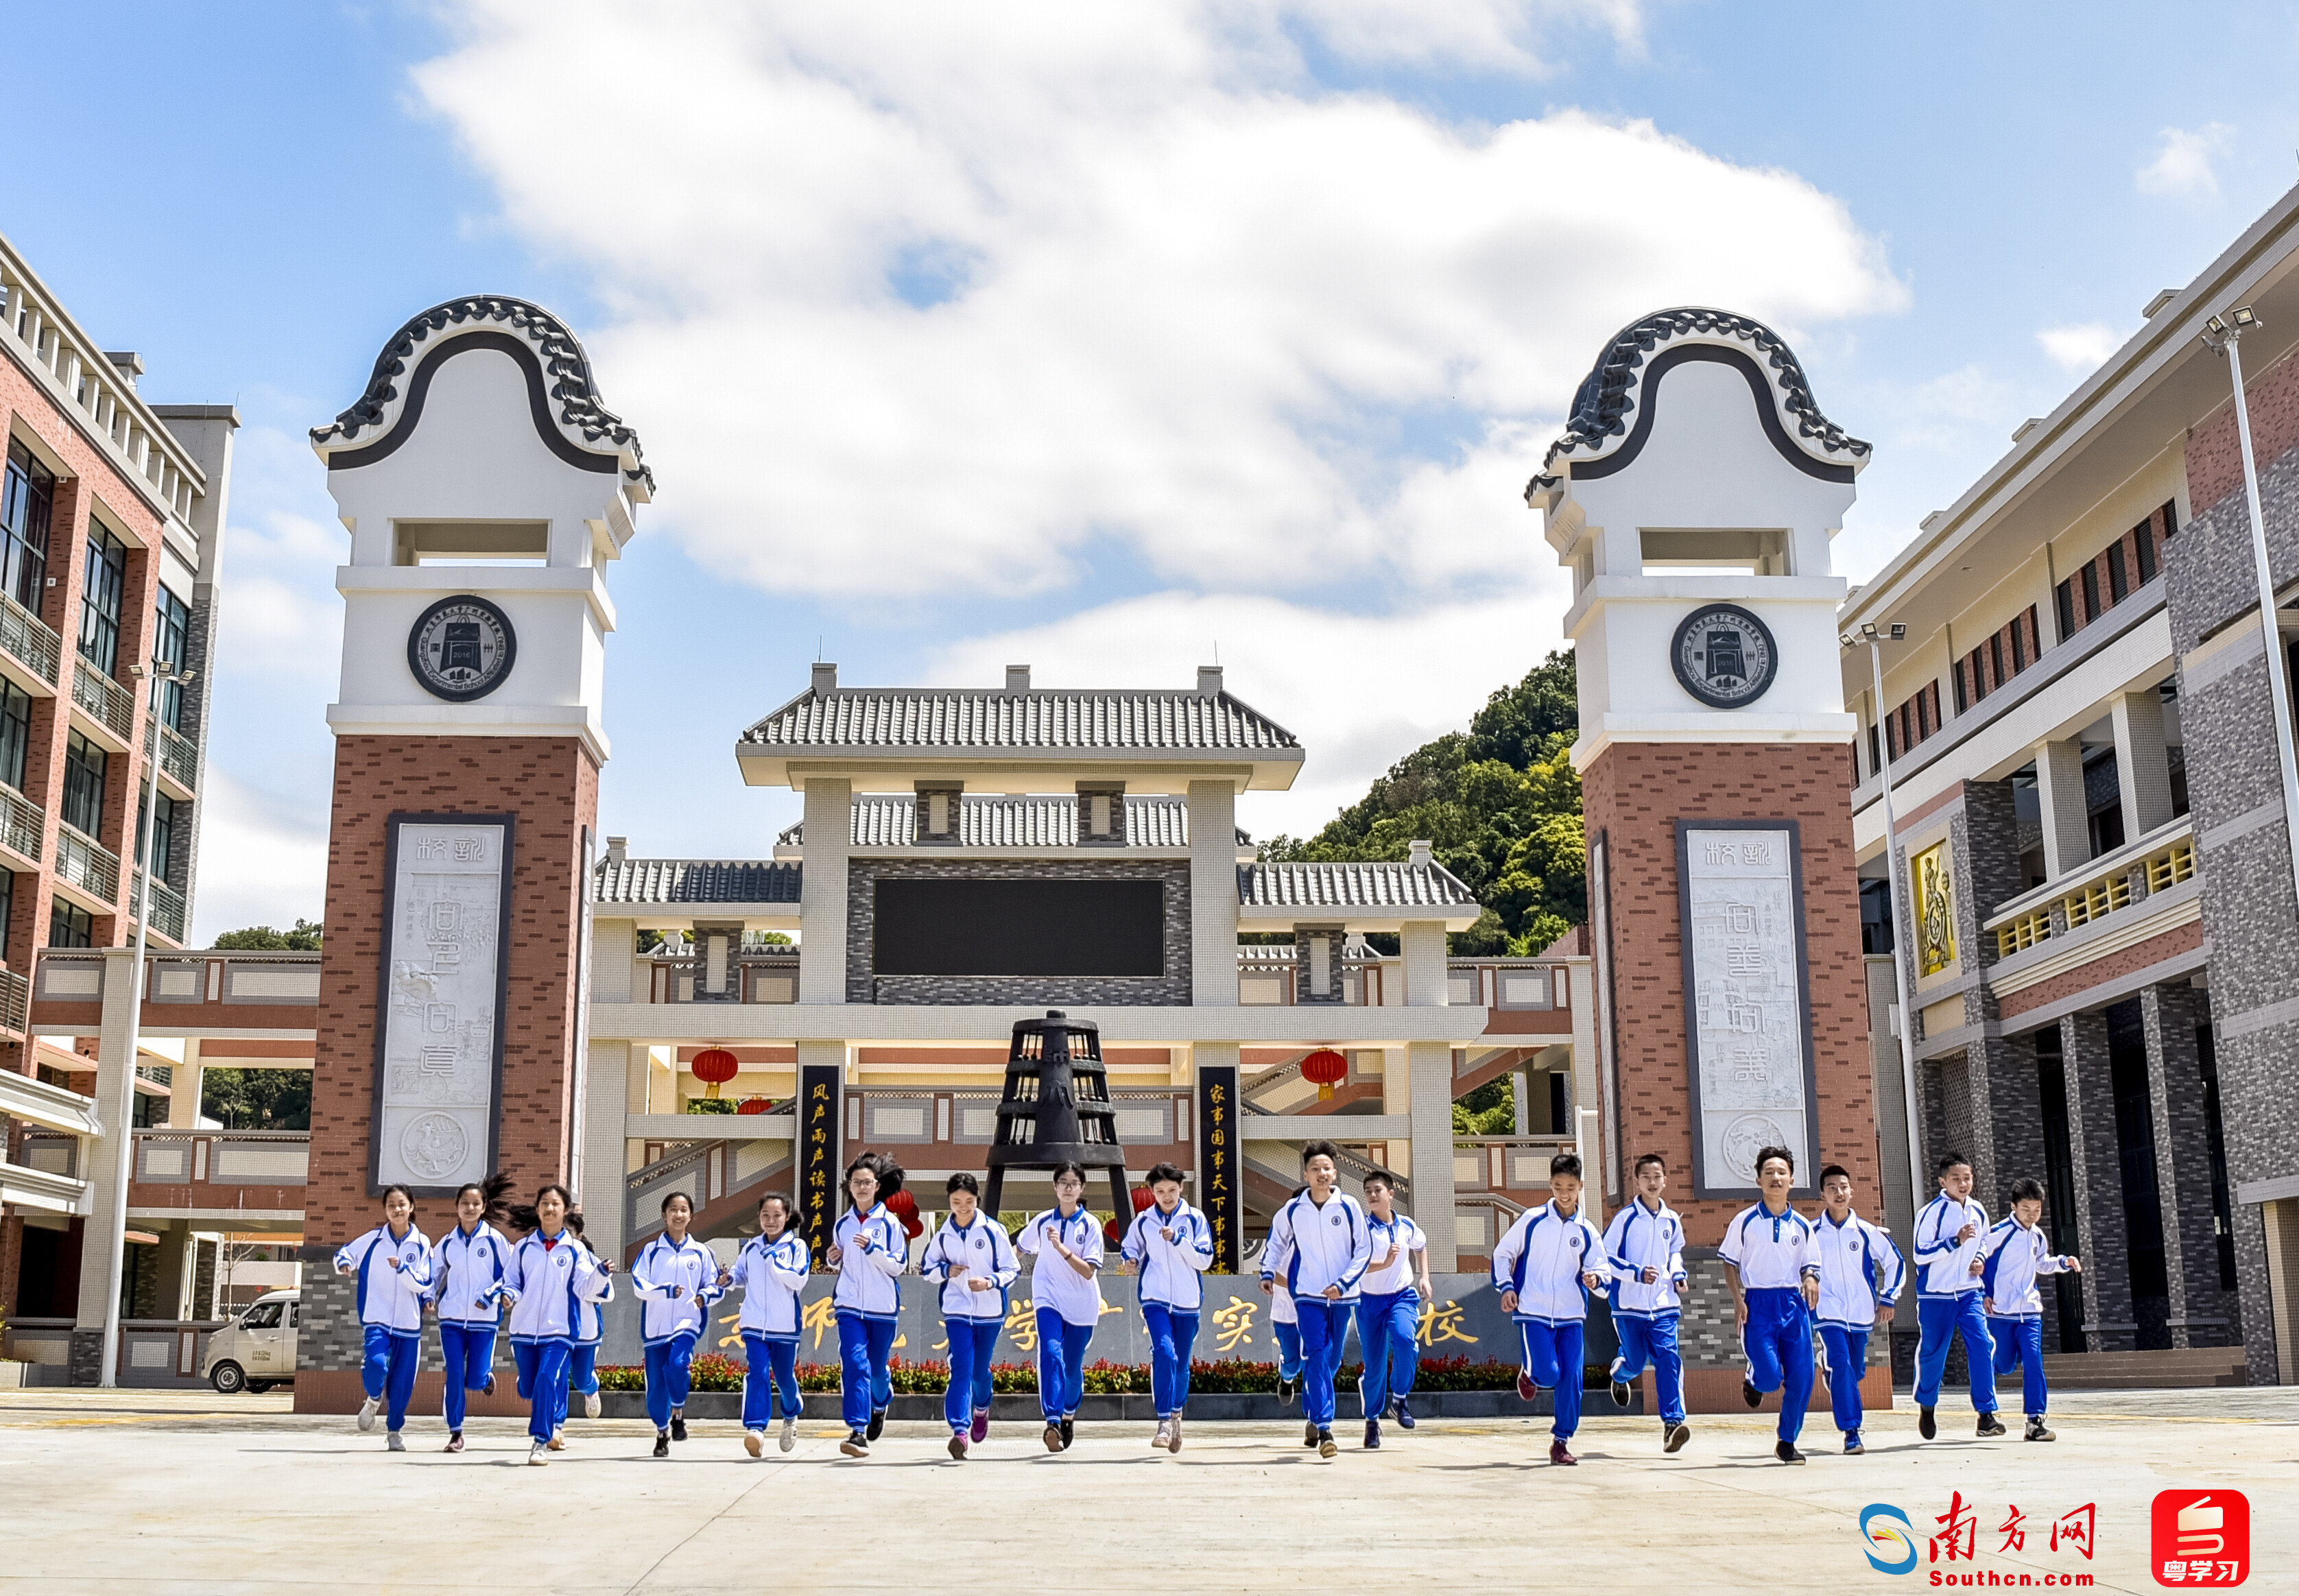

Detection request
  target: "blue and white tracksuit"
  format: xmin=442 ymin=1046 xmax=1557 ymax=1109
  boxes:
xmin=633 ymin=1232 xmax=726 ymax=1431
xmin=1261 ymin=1190 xmax=1371 ymax=1431
xmin=1602 ymin=1198 xmax=1688 ymax=1427
xmin=1813 ymin=1209 xmax=1904 ymax=1438
xmin=1018 ymin=1206 xmax=1106 ymax=1423
xmin=426 ymin=1221 xmax=511 ymax=1431
xmin=1356 ymin=1212 xmax=1426 ymax=1420
xmin=501 ymin=1230 xmax=615 ymax=1446
xmin=1913 ymin=1193 xmax=1998 ymax=1414
xmin=334 ymin=1224 xmax=432 ymax=1433
xmin=1719 ymin=1203 xmax=1822 ymax=1443
xmin=1492 ymin=1202 xmax=1610 ymax=1441
xmin=920 ymin=1213 xmax=1020 ymax=1435
xmin=1121 ymin=1200 xmax=1215 ymax=1420
xmin=730 ymin=1230 xmax=811 ymax=1429
xmin=1981 ymin=1218 xmax=2073 ymax=1419
xmin=832 ymin=1204 xmax=909 ymax=1433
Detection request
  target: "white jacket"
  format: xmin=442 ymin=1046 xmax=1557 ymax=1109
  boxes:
xmin=1360 ymin=1213 xmax=1427 ymax=1298
xmin=1980 ymin=1218 xmax=2073 ymax=1318
xmin=1814 ymin=1209 xmax=1906 ymax=1328
xmin=334 ymin=1225 xmax=433 ymax=1333
xmin=501 ymin=1232 xmax=615 ymax=1342
xmin=1913 ymin=1193 xmax=1990 ymax=1298
xmin=831 ymin=1204 xmax=909 ymax=1319
xmin=1016 ymin=1206 xmax=1106 ymax=1327
xmin=1601 ymin=1199 xmax=1687 ymax=1318
xmin=427 ymin=1222 xmax=513 ymax=1327
xmin=1262 ymin=1190 xmax=1372 ymax=1303
xmin=729 ymin=1231 xmax=811 ymax=1338
xmin=1491 ymin=1202 xmax=1609 ymax=1324
xmin=632 ymin=1232 xmax=726 ymax=1347
xmin=1120 ymin=1200 xmax=1215 ymax=1310
xmin=919 ymin=1214 xmax=1020 ymax=1322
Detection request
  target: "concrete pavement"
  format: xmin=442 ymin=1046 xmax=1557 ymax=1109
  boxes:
xmin=0 ymin=1387 xmax=2291 ymax=1592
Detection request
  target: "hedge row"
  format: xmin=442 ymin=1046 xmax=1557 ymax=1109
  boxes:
xmin=596 ymin=1353 xmax=1600 ymax=1396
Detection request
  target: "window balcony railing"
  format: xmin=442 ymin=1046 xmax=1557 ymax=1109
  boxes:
xmin=132 ymin=872 xmax=186 ymax=942
xmin=0 ymin=965 xmax=27 ymax=1034
xmin=1988 ymin=817 xmax=2197 ymax=958
xmin=56 ymin=822 xmax=119 ymax=903
xmin=144 ymin=719 xmax=198 ymax=789
xmin=71 ymin=659 xmax=134 ymax=740
xmin=0 ymin=781 xmax=43 ymax=861
xmin=0 ymin=589 xmax=59 ymax=685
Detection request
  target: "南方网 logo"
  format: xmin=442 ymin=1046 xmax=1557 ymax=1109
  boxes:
xmin=1860 ymin=1503 xmax=1918 ymax=1575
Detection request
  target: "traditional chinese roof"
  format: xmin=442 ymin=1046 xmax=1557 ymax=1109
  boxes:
xmin=593 ymin=857 xmax=800 ymax=906
xmin=1236 ymin=859 xmax=1481 ymax=931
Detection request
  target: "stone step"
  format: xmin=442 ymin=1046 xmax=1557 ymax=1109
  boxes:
xmin=2040 ymin=1348 xmax=2245 ymax=1388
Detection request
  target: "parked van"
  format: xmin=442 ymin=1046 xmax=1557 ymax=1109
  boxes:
xmin=204 ymin=1290 xmax=298 ymax=1394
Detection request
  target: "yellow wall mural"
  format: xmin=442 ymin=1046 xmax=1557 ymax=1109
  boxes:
xmin=1914 ymin=842 xmax=1957 ymax=977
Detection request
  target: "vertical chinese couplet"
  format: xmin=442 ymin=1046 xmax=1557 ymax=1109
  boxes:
xmin=796 ymin=1063 xmax=844 ymax=1259
xmin=374 ymin=818 xmax=509 ymax=1193
xmin=1197 ymin=1064 xmax=1239 ymax=1272
xmin=1681 ymin=824 xmax=1813 ymax=1193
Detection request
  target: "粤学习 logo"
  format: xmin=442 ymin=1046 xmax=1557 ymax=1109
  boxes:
xmin=1859 ymin=1503 xmax=1918 ymax=1575
xmin=2152 ymin=1489 xmax=2249 ymax=1587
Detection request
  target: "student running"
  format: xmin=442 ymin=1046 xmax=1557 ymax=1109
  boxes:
xmin=1355 ymin=1167 xmax=1430 ymax=1451
xmin=827 ymin=1153 xmax=909 ymax=1458
xmin=632 ymin=1191 xmax=726 ymax=1459
xmin=1911 ymin=1152 xmax=2003 ymax=1440
xmin=1979 ymin=1176 xmax=2081 ymax=1443
xmin=425 ymin=1172 xmax=512 ymax=1453
xmin=1812 ymin=1163 xmax=1905 ymax=1455
xmin=500 ymin=1184 xmax=615 ymax=1466
xmin=1119 ymin=1160 xmax=1215 ymax=1453
xmin=1260 ymin=1141 xmax=1371 ymax=1460
xmin=727 ymin=1191 xmax=811 ymax=1457
xmin=333 ymin=1184 xmax=432 ymax=1453
xmin=1016 ymin=1161 xmax=1107 ymax=1453
xmin=1491 ymin=1151 xmax=1610 ymax=1466
xmin=1602 ymin=1152 xmax=1691 ymax=1453
xmin=1719 ymin=1146 xmax=1822 ymax=1465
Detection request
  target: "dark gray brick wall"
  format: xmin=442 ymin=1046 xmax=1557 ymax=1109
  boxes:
xmin=2059 ymin=1011 xmax=2136 ymax=1353
xmin=2141 ymin=984 xmax=2235 ymax=1348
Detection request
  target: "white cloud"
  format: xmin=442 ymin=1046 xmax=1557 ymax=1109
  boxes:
xmin=2136 ymin=124 xmax=2232 ymax=200
xmin=2036 ymin=320 xmax=2124 ymax=374
xmin=413 ymin=1 xmax=1905 ymax=607
xmin=187 ymin=767 xmax=331 ymax=942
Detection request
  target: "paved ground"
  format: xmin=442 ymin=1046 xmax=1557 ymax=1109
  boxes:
xmin=1 ymin=1387 xmax=2291 ymax=1593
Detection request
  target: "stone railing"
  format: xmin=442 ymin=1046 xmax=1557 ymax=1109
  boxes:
xmin=0 ymin=589 xmax=59 ymax=684
xmin=132 ymin=1128 xmax=310 ymax=1187
xmin=1453 ymin=1134 xmax=1575 ymax=1193
xmin=1988 ymin=816 xmax=2197 ymax=957
xmin=56 ymin=823 xmax=119 ymax=903
xmin=71 ymin=660 xmax=135 ymax=740
xmin=1235 ymin=946 xmax=1385 ymax=1005
xmin=645 ymin=951 xmax=801 ymax=1003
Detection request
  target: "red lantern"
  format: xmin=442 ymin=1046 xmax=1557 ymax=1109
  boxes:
xmin=1301 ymin=1048 xmax=1348 ymax=1102
xmin=735 ymin=1095 xmax=770 ymax=1116
xmin=1104 ymin=1183 xmax=1156 ymax=1246
xmin=884 ymin=1187 xmax=924 ymax=1239
xmin=690 ymin=1047 xmax=740 ymax=1100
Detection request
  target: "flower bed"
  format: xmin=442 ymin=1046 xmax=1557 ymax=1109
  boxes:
xmin=596 ymin=1354 xmax=1555 ymax=1395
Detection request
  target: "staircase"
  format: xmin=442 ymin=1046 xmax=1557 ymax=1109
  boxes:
xmin=2039 ymin=1348 xmax=2248 ymax=1390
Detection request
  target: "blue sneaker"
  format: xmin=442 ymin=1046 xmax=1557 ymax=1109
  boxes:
xmin=1844 ymin=1430 xmax=1864 ymax=1455
xmin=1394 ymin=1397 xmax=1416 ymax=1430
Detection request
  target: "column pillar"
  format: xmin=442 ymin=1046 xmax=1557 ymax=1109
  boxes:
xmin=799 ymin=778 xmax=850 ymax=1003
xmin=165 ymin=1038 xmax=204 ymax=1129
xmin=582 ymin=1040 xmax=633 ymax=1265
xmin=1379 ymin=1047 xmax=1409 ymax=1176
xmin=1186 ymin=780 xmax=1239 ymax=1005
xmin=2060 ymin=1010 xmax=2135 ymax=1352
xmin=1407 ymin=1040 xmax=1457 ymax=1271
xmin=2141 ymin=984 xmax=2226 ymax=1348
xmin=69 ymin=946 xmax=142 ymax=1383
xmin=2110 ymin=689 xmax=2174 ymax=842
xmin=2034 ymin=740 xmax=2090 ymax=880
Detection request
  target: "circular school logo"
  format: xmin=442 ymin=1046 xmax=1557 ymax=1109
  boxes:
xmin=400 ymin=1112 xmax=468 ymax=1180
xmin=1670 ymin=604 xmax=1778 ymax=709
xmin=407 ymin=595 xmax=517 ymax=702
xmin=1330 ymin=1213 xmax=1344 ymax=1226
xmin=1721 ymin=1113 xmax=1792 ymax=1184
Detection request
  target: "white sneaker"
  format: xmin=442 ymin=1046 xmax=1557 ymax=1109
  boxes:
xmin=527 ymin=1441 xmax=549 ymax=1466
xmin=385 ymin=1431 xmax=405 ymax=1453
xmin=357 ymin=1397 xmax=379 ymax=1433
xmin=549 ymin=1427 xmax=565 ymax=1451
xmin=584 ymin=1392 xmax=601 ymax=1420
xmin=744 ymin=1430 xmax=763 ymax=1458
xmin=779 ymin=1416 xmax=797 ymax=1453
xmin=1152 ymin=1422 xmax=1171 ymax=1449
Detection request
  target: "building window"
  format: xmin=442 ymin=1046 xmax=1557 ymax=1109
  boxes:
xmin=78 ymin=522 xmax=128 ymax=678
xmin=0 ymin=677 xmax=29 ymax=794
xmin=62 ymin=729 xmax=105 ymax=838
xmin=47 ymin=896 xmax=92 ymax=947
xmin=0 ymin=867 xmax=14 ymax=951
xmin=135 ymin=785 xmax=178 ymax=880
xmin=2054 ymin=577 xmax=2076 ymax=643
xmin=154 ymin=587 xmax=190 ymax=733
xmin=2106 ymin=543 xmax=2128 ymax=604
xmin=0 ymin=439 xmax=53 ymax=615
xmin=2080 ymin=562 xmax=2100 ymax=625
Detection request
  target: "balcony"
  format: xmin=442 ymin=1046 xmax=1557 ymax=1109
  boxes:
xmin=132 ymin=872 xmax=187 ymax=942
xmin=0 ymin=589 xmax=59 ymax=685
xmin=645 ymin=950 xmax=799 ymax=1003
xmin=1988 ymin=817 xmax=2197 ymax=958
xmin=55 ymin=823 xmax=119 ymax=903
xmin=145 ymin=719 xmax=198 ymax=789
xmin=0 ymin=781 xmax=43 ymax=862
xmin=132 ymin=1128 xmax=310 ymax=1190
xmin=1236 ymin=946 xmax=1385 ymax=1005
xmin=71 ymin=659 xmax=135 ymax=741
xmin=1454 ymin=1134 xmax=1575 ymax=1196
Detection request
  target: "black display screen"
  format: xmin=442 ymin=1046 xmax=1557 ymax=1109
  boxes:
xmin=874 ymin=879 xmax=1165 ymax=977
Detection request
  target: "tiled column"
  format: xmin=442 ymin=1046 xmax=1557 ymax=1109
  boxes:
xmin=2110 ymin=690 xmax=2175 ymax=842
xmin=1406 ymin=1040 xmax=1457 ymax=1271
xmin=2140 ymin=984 xmax=2228 ymax=1348
xmin=2060 ymin=1010 xmax=2136 ymax=1352
xmin=1186 ymin=780 xmax=1238 ymax=1005
xmin=165 ymin=1038 xmax=204 ymax=1129
xmin=799 ymin=777 xmax=850 ymax=1003
xmin=580 ymin=1039 xmax=632 ymax=1265
xmin=70 ymin=946 xmax=142 ymax=1383
xmin=2034 ymin=740 xmax=2090 ymax=879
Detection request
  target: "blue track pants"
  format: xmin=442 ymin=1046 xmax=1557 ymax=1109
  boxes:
xmin=742 ymin=1334 xmax=800 ymax=1429
xmin=1143 ymin=1302 xmax=1200 ymax=1418
xmin=1818 ymin=1323 xmax=1870 ymax=1435
xmin=512 ymin=1337 xmax=572 ymax=1445
xmin=944 ymin=1317 xmax=1000 ymax=1433
xmin=1035 ymin=1307 xmax=1097 ymax=1421
xmin=837 ymin=1311 xmax=897 ymax=1433
xmin=1294 ymin=1297 xmax=1352 ymax=1429
xmin=359 ymin=1325 xmax=419 ymax=1433
xmin=438 ymin=1321 xmax=496 ymax=1431
xmin=644 ymin=1331 xmax=700 ymax=1430
xmin=1357 ymin=1289 xmax=1419 ymax=1416
xmin=1988 ymin=1314 xmax=2047 ymax=1418
xmin=1742 ymin=1287 xmax=1815 ymax=1443
xmin=1610 ymin=1311 xmax=1685 ymax=1427
xmin=1914 ymin=1293 xmax=1998 ymax=1413
xmin=1518 ymin=1319 xmax=1585 ymax=1440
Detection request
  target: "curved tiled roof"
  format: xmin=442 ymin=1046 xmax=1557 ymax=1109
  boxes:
xmin=1530 ymin=307 xmax=1869 ymax=492
xmin=1237 ymin=859 xmax=1478 ymax=912
xmin=593 ymin=858 xmax=800 ymax=905
xmin=741 ymin=688 xmax=1298 ymax=754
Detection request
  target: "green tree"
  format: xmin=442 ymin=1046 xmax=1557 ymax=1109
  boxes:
xmin=1263 ymin=650 xmax=1584 ymax=953
xmin=213 ymin=920 xmax=322 ymax=951
xmin=200 ymin=1068 xmax=311 ymax=1130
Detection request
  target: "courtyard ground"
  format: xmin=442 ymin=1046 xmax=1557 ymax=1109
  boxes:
xmin=0 ymin=1386 xmax=2289 ymax=1593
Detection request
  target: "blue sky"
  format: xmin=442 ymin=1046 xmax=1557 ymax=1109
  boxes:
xmin=5 ymin=1 xmax=2295 ymax=938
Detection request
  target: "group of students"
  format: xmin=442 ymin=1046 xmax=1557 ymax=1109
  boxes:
xmin=332 ymin=1136 xmax=2077 ymax=1466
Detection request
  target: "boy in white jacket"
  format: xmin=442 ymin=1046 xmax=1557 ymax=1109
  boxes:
xmin=1911 ymin=1152 xmax=2003 ymax=1441
xmin=1813 ymin=1162 xmax=1905 ymax=1455
xmin=1119 ymin=1160 xmax=1215 ymax=1453
xmin=1490 ymin=1151 xmax=1610 ymax=1466
xmin=1259 ymin=1141 xmax=1371 ymax=1460
xmin=728 ymin=1191 xmax=811 ymax=1457
xmin=1601 ymin=1152 xmax=1690 ymax=1454
xmin=920 ymin=1172 xmax=1019 ymax=1460
xmin=1979 ymin=1176 xmax=2082 ymax=1443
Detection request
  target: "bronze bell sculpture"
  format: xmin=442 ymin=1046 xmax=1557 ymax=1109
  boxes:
xmin=984 ymin=1010 xmax=1131 ymax=1219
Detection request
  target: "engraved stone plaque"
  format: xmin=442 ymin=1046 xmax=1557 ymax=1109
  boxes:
xmin=372 ymin=816 xmax=512 ymax=1193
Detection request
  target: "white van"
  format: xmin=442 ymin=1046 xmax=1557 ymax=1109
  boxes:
xmin=204 ymin=1290 xmax=299 ymax=1394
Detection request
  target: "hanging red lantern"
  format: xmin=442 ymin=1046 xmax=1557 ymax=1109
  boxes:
xmin=1301 ymin=1048 xmax=1348 ymax=1102
xmin=735 ymin=1095 xmax=770 ymax=1116
xmin=883 ymin=1187 xmax=924 ymax=1239
xmin=690 ymin=1047 xmax=740 ymax=1100
xmin=1104 ymin=1183 xmax=1156 ymax=1246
